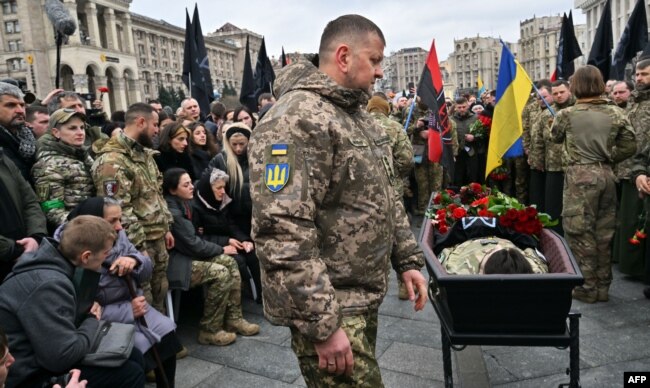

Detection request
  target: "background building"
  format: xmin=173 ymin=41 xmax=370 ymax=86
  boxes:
xmin=382 ymin=47 xmax=428 ymax=93
xmin=0 ymin=0 xmax=262 ymax=114
xmin=448 ymin=36 xmax=509 ymax=96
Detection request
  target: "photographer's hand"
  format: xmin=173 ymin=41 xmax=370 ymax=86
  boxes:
xmin=53 ymin=369 xmax=87 ymax=388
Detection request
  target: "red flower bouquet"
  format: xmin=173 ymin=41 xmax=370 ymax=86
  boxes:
xmin=469 ymin=114 xmax=491 ymax=140
xmin=426 ymin=183 xmax=556 ymax=238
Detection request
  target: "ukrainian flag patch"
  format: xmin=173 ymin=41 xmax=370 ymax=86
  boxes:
xmin=265 ymin=163 xmax=290 ymax=192
xmin=271 ymin=144 xmax=288 ymax=156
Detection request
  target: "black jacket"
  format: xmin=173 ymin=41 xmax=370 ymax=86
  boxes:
xmin=209 ymin=152 xmax=252 ymax=236
xmin=155 ymin=149 xmax=196 ymax=181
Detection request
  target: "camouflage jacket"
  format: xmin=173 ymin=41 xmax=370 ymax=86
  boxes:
xmin=521 ymin=96 xmax=537 ymax=152
xmin=91 ymin=133 xmax=172 ymax=248
xmin=543 ymin=96 xmax=576 ymax=172
xmin=249 ymin=61 xmax=424 ymax=342
xmin=451 ymin=111 xmax=477 ymax=150
xmin=370 ymin=111 xmax=414 ymax=198
xmin=528 ymin=106 xmax=548 ymax=171
xmin=32 ymin=133 xmax=95 ymax=229
xmin=440 ymin=237 xmax=548 ymax=274
xmin=617 ymin=88 xmax=650 ymax=180
xmin=405 ymin=105 xmax=429 ymax=146
xmin=448 ymin=119 xmax=459 ymax=157
xmin=550 ymin=98 xmax=636 ymax=166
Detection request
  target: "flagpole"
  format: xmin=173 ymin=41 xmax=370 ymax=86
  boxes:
xmin=403 ymin=91 xmax=418 ymax=133
xmin=188 ymin=73 xmax=192 ymax=97
xmin=531 ymin=83 xmax=556 ymax=117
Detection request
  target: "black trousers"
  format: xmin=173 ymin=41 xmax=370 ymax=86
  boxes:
xmin=529 ymin=169 xmax=546 ymax=212
xmin=545 ymin=171 xmax=564 ymax=236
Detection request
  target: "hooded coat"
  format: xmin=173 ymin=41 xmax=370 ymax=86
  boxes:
xmin=249 ymin=60 xmax=424 ymax=342
xmin=0 ymin=239 xmax=98 ymax=387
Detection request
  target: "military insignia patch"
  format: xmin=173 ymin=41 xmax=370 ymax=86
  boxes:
xmin=271 ymin=144 xmax=288 ymax=156
xmin=265 ymin=163 xmax=289 ymax=192
xmin=103 ymin=180 xmax=119 ymax=197
xmin=36 ymin=184 xmax=49 ymax=201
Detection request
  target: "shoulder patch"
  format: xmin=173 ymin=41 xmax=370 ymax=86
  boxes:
xmin=265 ymin=163 xmax=290 ymax=193
xmin=36 ymin=184 xmax=49 ymax=201
xmin=103 ymin=180 xmax=119 ymax=197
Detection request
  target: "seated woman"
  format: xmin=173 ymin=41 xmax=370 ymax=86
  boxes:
xmin=163 ymin=168 xmax=259 ymax=346
xmin=155 ymin=122 xmax=196 ymax=181
xmin=59 ymin=197 xmax=181 ymax=388
xmin=32 ymin=109 xmax=96 ymax=231
xmin=193 ymin=167 xmax=262 ymax=302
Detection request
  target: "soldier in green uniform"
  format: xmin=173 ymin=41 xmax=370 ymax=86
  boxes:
xmin=43 ymin=91 xmax=107 ymax=150
xmin=91 ymin=103 xmax=174 ymax=312
xmin=550 ymin=65 xmax=636 ymax=303
xmin=249 ymin=15 xmax=427 ymax=387
xmin=527 ymin=84 xmax=553 ymax=212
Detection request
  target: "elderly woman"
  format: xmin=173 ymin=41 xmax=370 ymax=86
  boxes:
xmin=163 ymin=168 xmax=259 ymax=346
xmin=550 ymin=65 xmax=636 ymax=303
xmin=155 ymin=121 xmax=196 ymax=181
xmin=58 ymin=197 xmax=181 ymax=388
xmin=32 ymin=108 xmax=95 ymax=231
xmin=193 ymin=167 xmax=262 ymax=302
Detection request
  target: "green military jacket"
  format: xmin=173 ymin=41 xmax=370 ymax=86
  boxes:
xmin=451 ymin=111 xmax=477 ymax=150
xmin=617 ymin=88 xmax=650 ymax=180
xmin=543 ymin=96 xmax=576 ymax=172
xmin=32 ymin=133 xmax=95 ymax=229
xmin=527 ymin=106 xmax=548 ymax=171
xmin=369 ymin=111 xmax=414 ymax=198
xmin=550 ymin=98 xmax=636 ymax=166
xmin=521 ymin=96 xmax=537 ymax=152
xmin=91 ymin=133 xmax=172 ymax=248
xmin=249 ymin=61 xmax=424 ymax=342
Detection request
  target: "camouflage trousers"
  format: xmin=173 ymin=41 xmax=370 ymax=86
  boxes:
xmin=562 ymin=164 xmax=616 ymax=293
xmin=191 ymin=254 xmax=242 ymax=333
xmin=415 ymin=160 xmax=442 ymax=213
xmin=291 ymin=310 xmax=383 ymax=388
xmin=141 ymin=238 xmax=169 ymax=313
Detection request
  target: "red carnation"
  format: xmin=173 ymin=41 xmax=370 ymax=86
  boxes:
xmin=471 ymin=197 xmax=489 ymax=208
xmin=433 ymin=193 xmax=442 ymax=204
xmin=446 ymin=189 xmax=455 ymax=196
xmin=635 ymin=230 xmax=647 ymax=239
xmin=98 ymin=86 xmax=110 ymax=93
xmin=630 ymin=237 xmax=641 ymax=245
xmin=470 ymin=183 xmax=482 ymax=194
xmin=439 ymin=224 xmax=449 ymax=234
xmin=447 ymin=204 xmax=458 ymax=211
xmin=452 ymin=207 xmax=467 ymax=219
xmin=478 ymin=209 xmax=494 ymax=217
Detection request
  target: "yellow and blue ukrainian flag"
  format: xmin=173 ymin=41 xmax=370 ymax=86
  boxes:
xmin=477 ymin=75 xmax=486 ymax=97
xmin=485 ymin=41 xmax=532 ymax=179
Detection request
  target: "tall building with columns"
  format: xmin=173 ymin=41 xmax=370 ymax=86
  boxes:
xmin=0 ymin=0 xmax=262 ymax=114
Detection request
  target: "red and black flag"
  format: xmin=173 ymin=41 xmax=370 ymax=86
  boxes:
xmin=587 ymin=0 xmax=613 ymax=81
xmin=417 ymin=39 xmax=454 ymax=176
xmin=239 ymin=36 xmax=256 ymax=112
xmin=611 ymin=0 xmax=648 ymax=80
xmin=553 ymin=11 xmax=582 ymax=81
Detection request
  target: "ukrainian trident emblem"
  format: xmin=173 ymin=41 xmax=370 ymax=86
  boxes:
xmin=265 ymin=163 xmax=289 ymax=193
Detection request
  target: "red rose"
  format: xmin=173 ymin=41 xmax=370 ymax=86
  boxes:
xmin=98 ymin=86 xmax=110 ymax=93
xmin=506 ymin=209 xmax=518 ymax=221
xmin=452 ymin=207 xmax=467 ymax=219
xmin=470 ymin=183 xmax=482 ymax=194
xmin=436 ymin=209 xmax=447 ymax=220
xmin=517 ymin=211 xmax=529 ymax=223
xmin=499 ymin=215 xmax=512 ymax=228
xmin=525 ymin=207 xmax=538 ymax=218
xmin=635 ymin=230 xmax=647 ymax=239
xmin=446 ymin=189 xmax=455 ymax=196
xmin=514 ymin=223 xmax=525 ymax=233
xmin=524 ymin=222 xmax=536 ymax=235
xmin=478 ymin=209 xmax=494 ymax=217
xmin=439 ymin=224 xmax=449 ymax=234
xmin=447 ymin=204 xmax=458 ymax=211
xmin=630 ymin=237 xmax=641 ymax=245
xmin=433 ymin=194 xmax=442 ymax=204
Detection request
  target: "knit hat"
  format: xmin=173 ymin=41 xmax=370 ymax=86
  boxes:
xmin=366 ymin=96 xmax=390 ymax=116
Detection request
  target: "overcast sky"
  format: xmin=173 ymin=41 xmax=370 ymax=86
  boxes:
xmin=130 ymin=1 xmax=586 ymax=60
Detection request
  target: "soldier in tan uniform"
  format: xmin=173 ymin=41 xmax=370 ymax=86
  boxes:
xmin=550 ymin=66 xmax=636 ymax=303
xmin=91 ymin=103 xmax=174 ymax=312
xmin=527 ymin=84 xmax=554 ymax=212
xmin=249 ymin=15 xmax=427 ymax=387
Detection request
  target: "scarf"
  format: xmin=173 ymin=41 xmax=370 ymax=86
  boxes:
xmin=1 ymin=124 xmax=36 ymax=160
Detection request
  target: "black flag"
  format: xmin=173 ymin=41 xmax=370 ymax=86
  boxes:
xmin=554 ymin=12 xmax=583 ymax=80
xmin=253 ymin=37 xmax=276 ymax=103
xmin=281 ymin=47 xmax=288 ymax=67
xmin=611 ymin=0 xmax=648 ymax=80
xmin=181 ymin=5 xmax=214 ymax=117
xmin=587 ymin=0 xmax=613 ymax=81
xmin=239 ymin=36 xmax=256 ymax=112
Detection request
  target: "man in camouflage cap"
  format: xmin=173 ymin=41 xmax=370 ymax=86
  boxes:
xmin=91 ymin=102 xmax=174 ymax=312
xmin=249 ymin=14 xmax=427 ymax=387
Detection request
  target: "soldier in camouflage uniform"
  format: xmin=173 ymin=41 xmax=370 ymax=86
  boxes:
xmin=409 ymin=104 xmax=443 ymax=215
xmin=615 ymin=62 xmax=650 ymax=279
xmin=527 ymin=85 xmax=554 ymax=212
xmin=32 ymin=109 xmax=95 ymax=231
xmin=440 ymin=237 xmax=548 ymax=274
xmin=44 ymin=91 xmax=107 ymax=150
xmin=550 ymin=65 xmax=636 ymax=303
xmin=249 ymin=15 xmax=427 ymax=387
xmin=91 ymin=103 xmax=174 ymax=313
xmin=367 ymin=95 xmax=413 ymax=199
xmin=543 ymin=80 xmax=576 ymax=235
xmin=451 ymin=97 xmax=478 ymax=187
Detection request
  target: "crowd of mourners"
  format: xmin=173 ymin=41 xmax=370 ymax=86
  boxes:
xmin=0 ymin=56 xmax=649 ymax=387
xmin=0 ymin=80 xmax=277 ymax=387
